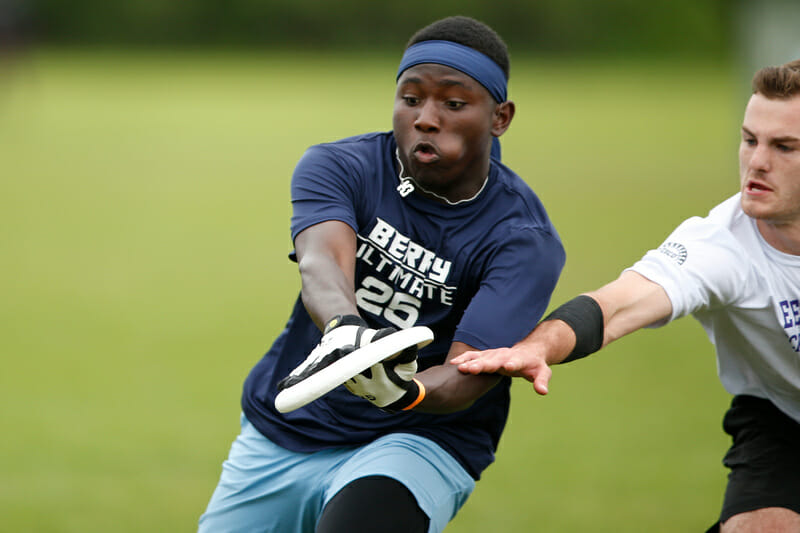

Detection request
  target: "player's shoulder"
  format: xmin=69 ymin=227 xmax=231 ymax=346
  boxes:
xmin=488 ymin=160 xmax=558 ymax=233
xmin=310 ymin=131 xmax=392 ymax=157
xmin=705 ymin=193 xmax=745 ymax=225
xmin=683 ymin=193 xmax=754 ymax=246
xmin=490 ymin=159 xmax=542 ymax=203
xmin=298 ymin=131 xmax=393 ymax=176
xmin=662 ymin=193 xmax=763 ymax=273
xmin=672 ymin=194 xmax=740 ymax=232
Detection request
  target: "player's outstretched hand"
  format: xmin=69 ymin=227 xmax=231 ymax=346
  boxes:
xmin=277 ymin=314 xmax=375 ymax=391
xmin=450 ymin=347 xmax=552 ymax=396
xmin=345 ymin=329 xmax=423 ymax=413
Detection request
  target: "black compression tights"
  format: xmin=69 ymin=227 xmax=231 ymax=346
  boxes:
xmin=315 ymin=475 xmax=430 ymax=533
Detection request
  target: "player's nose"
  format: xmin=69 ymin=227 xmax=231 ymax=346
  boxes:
xmin=748 ymin=144 xmax=772 ymax=172
xmin=414 ymin=100 xmax=440 ymax=132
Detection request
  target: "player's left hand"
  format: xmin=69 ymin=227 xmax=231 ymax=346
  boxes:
xmin=451 ymin=346 xmax=552 ymax=395
xmin=345 ymin=328 xmax=425 ymax=413
xmin=277 ymin=314 xmax=372 ymax=391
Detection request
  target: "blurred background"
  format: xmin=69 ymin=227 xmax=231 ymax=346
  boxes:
xmin=2 ymin=1 xmax=799 ymax=532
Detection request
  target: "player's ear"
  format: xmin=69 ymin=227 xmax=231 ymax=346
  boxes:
xmin=491 ymin=100 xmax=515 ymax=137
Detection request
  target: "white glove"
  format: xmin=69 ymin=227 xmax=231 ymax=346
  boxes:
xmin=344 ymin=328 xmax=424 ymax=413
xmin=277 ymin=314 xmax=371 ymax=391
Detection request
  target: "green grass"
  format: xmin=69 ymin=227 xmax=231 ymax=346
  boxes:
xmin=1 ymin=50 xmax=739 ymax=532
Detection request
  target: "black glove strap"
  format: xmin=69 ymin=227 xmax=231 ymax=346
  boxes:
xmin=324 ymin=314 xmax=368 ymax=334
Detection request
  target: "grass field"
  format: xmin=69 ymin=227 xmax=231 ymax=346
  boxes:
xmin=1 ymin=50 xmax=741 ymax=532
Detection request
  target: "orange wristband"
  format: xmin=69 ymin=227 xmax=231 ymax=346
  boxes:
xmin=402 ymin=379 xmax=426 ymax=411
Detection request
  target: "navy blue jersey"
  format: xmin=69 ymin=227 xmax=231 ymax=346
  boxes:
xmin=242 ymin=132 xmax=565 ymax=479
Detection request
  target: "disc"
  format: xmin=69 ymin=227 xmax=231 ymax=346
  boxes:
xmin=274 ymin=326 xmax=434 ymax=414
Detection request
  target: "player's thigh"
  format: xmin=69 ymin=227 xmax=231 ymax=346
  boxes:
xmin=198 ymin=413 xmax=350 ymax=533
xmin=720 ymin=507 xmax=800 ymax=532
xmin=323 ymin=433 xmax=475 ymax=533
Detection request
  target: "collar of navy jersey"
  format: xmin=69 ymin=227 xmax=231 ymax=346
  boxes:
xmin=395 ymin=149 xmax=488 ymax=206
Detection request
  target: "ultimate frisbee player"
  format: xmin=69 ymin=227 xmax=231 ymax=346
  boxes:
xmin=199 ymin=15 xmax=565 ymax=533
xmin=454 ymin=59 xmax=800 ymax=533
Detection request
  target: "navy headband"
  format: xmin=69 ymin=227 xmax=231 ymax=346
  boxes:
xmin=396 ymin=40 xmax=508 ymax=103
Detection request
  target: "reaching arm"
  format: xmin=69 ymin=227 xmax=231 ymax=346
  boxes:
xmin=413 ymin=341 xmax=502 ymax=414
xmin=451 ymin=271 xmax=673 ymax=394
xmin=294 ymin=220 xmax=359 ymax=330
xmin=591 ymin=270 xmax=674 ymax=344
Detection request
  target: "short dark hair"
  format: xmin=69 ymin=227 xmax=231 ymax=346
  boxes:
xmin=752 ymin=59 xmax=800 ymax=99
xmin=406 ymin=16 xmax=510 ymax=80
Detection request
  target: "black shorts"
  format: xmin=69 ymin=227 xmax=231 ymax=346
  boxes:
xmin=717 ymin=395 xmax=800 ymax=523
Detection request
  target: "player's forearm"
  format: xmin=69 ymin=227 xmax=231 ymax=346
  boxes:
xmin=586 ymin=271 xmax=673 ymax=346
xmin=413 ymin=365 xmax=501 ymax=414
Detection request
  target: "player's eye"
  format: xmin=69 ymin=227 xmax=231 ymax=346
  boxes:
xmin=777 ymin=143 xmax=794 ymax=153
xmin=445 ymin=100 xmax=466 ymax=110
xmin=403 ymin=96 xmax=420 ymax=106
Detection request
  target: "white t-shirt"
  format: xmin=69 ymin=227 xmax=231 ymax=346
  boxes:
xmin=629 ymin=193 xmax=800 ymax=423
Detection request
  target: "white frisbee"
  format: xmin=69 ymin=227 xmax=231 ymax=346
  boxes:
xmin=274 ymin=326 xmax=434 ymax=414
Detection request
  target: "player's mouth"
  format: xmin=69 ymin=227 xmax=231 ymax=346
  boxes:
xmin=412 ymin=142 xmax=440 ymax=164
xmin=744 ymin=179 xmax=773 ymax=196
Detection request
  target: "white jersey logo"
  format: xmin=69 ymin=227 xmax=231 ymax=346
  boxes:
xmin=657 ymin=241 xmax=688 ymax=265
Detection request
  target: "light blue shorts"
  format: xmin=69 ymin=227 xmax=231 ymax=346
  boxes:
xmin=198 ymin=413 xmax=475 ymax=533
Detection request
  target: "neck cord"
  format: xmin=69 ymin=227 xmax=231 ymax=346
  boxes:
xmin=395 ymin=149 xmax=488 ymax=206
